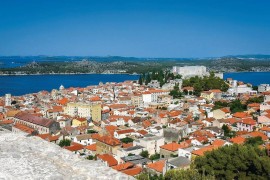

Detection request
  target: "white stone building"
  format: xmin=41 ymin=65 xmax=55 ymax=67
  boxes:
xmin=172 ymin=66 xmax=209 ymax=78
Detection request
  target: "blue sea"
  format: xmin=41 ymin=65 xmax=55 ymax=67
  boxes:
xmin=1 ymin=72 xmax=270 ymax=96
xmin=0 ymin=74 xmax=139 ymax=96
xmin=223 ymin=72 xmax=270 ymax=86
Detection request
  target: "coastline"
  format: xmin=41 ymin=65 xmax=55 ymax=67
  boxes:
xmin=0 ymin=72 xmax=139 ymax=76
xmin=1 ymin=71 xmax=270 ymax=76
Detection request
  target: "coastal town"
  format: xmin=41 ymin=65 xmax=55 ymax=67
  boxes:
xmin=1 ymin=66 xmax=270 ymax=179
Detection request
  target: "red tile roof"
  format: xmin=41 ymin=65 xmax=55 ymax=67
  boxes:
xmin=116 ymin=129 xmax=135 ymax=135
xmin=160 ymin=142 xmax=189 ymax=152
xmin=137 ymin=129 xmax=148 ymax=136
xmin=85 ymin=143 xmax=97 ymax=151
xmin=142 ymin=120 xmax=152 ymax=128
xmin=121 ymin=166 xmax=142 ymax=176
xmin=57 ymin=98 xmax=69 ymax=105
xmin=97 ymin=154 xmax=118 ymax=167
xmin=261 ymin=126 xmax=270 ymax=132
xmin=211 ymin=139 xmax=227 ymax=147
xmin=105 ymin=125 xmax=118 ymax=136
xmin=37 ymin=133 xmax=59 ymax=142
xmin=96 ymin=135 xmax=121 ymax=146
xmin=122 ymin=143 xmax=133 ymax=148
xmin=75 ymin=117 xmax=87 ymax=122
xmin=209 ymin=89 xmax=222 ymax=93
xmin=192 ymin=145 xmax=219 ymax=156
xmin=15 ymin=113 xmax=55 ymax=127
xmin=248 ymin=131 xmax=268 ymax=141
xmin=112 ymin=162 xmax=134 ymax=171
xmin=13 ymin=123 xmax=35 ymax=134
xmin=147 ymin=160 xmax=165 ymax=173
xmin=64 ymin=142 xmax=84 ymax=152
xmin=229 ymin=136 xmax=246 ymax=144
xmin=233 ymin=112 xmax=250 ymax=118
xmin=240 ymin=118 xmax=256 ymax=125
xmin=0 ymin=120 xmax=13 ymax=125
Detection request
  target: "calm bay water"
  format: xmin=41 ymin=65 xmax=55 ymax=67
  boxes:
xmin=1 ymin=72 xmax=270 ymax=97
xmin=224 ymin=72 xmax=270 ymax=86
xmin=0 ymin=74 xmax=139 ymax=96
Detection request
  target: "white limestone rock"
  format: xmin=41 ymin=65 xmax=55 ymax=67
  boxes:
xmin=0 ymin=129 xmax=134 ymax=180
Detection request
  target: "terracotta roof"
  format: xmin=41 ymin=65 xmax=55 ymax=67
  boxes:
xmin=248 ymin=131 xmax=268 ymax=141
xmin=105 ymin=125 xmax=118 ymax=132
xmin=15 ymin=113 xmax=56 ymax=128
xmin=6 ymin=110 xmax=21 ymax=117
xmin=64 ymin=142 xmax=84 ymax=152
xmin=192 ymin=145 xmax=219 ymax=156
xmin=261 ymin=126 xmax=270 ymax=132
xmin=85 ymin=143 xmax=97 ymax=151
xmin=96 ymin=135 xmax=121 ymax=146
xmin=233 ymin=112 xmax=250 ymax=118
xmin=37 ymin=133 xmax=59 ymax=142
xmin=112 ymin=162 xmax=134 ymax=171
xmin=57 ymin=98 xmax=69 ymax=105
xmin=211 ymin=139 xmax=226 ymax=147
xmin=160 ymin=142 xmax=189 ymax=152
xmin=142 ymin=120 xmax=152 ymax=128
xmin=137 ymin=129 xmax=148 ymax=136
xmin=121 ymin=166 xmax=142 ymax=176
xmin=229 ymin=136 xmax=246 ymax=144
xmin=13 ymin=123 xmax=35 ymax=134
xmin=122 ymin=143 xmax=133 ymax=148
xmin=0 ymin=120 xmax=13 ymax=125
xmin=168 ymin=110 xmax=182 ymax=117
xmin=109 ymin=104 xmax=128 ymax=109
xmin=223 ymin=118 xmax=238 ymax=125
xmin=90 ymin=96 xmax=101 ymax=101
xmin=74 ymin=117 xmax=87 ymax=122
xmin=209 ymin=89 xmax=222 ymax=93
xmin=115 ymin=129 xmax=135 ymax=135
xmin=240 ymin=118 xmax=256 ymax=125
xmin=97 ymin=154 xmax=118 ymax=167
xmin=247 ymin=103 xmax=260 ymax=107
xmin=147 ymin=160 xmax=165 ymax=173
xmin=220 ymin=107 xmax=230 ymax=113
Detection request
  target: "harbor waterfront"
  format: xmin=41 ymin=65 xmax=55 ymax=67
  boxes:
xmin=1 ymin=72 xmax=270 ymax=96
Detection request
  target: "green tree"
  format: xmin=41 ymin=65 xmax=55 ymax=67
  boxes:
xmin=194 ymin=144 xmax=270 ymax=179
xmin=182 ymin=74 xmax=229 ymax=96
xmin=139 ymin=75 xmax=143 ymax=85
xmin=164 ymin=168 xmax=214 ymax=180
xmin=87 ymin=129 xmax=97 ymax=134
xmin=140 ymin=150 xmax=149 ymax=158
xmin=86 ymin=155 xmax=94 ymax=160
xmin=59 ymin=139 xmax=71 ymax=147
xmin=229 ymin=99 xmax=246 ymax=113
xmin=246 ymin=96 xmax=264 ymax=104
xmin=120 ymin=137 xmax=134 ymax=144
xmin=149 ymin=153 xmax=160 ymax=161
xmin=145 ymin=73 xmax=151 ymax=85
xmin=169 ymin=83 xmax=182 ymax=99
xmin=244 ymin=136 xmax=264 ymax=146
xmin=137 ymin=172 xmax=164 ymax=180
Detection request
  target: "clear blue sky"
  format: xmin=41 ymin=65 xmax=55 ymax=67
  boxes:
xmin=0 ymin=0 xmax=269 ymax=57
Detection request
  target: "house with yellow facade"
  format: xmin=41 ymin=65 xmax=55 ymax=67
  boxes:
xmin=64 ymin=102 xmax=102 ymax=123
xmin=72 ymin=117 xmax=88 ymax=127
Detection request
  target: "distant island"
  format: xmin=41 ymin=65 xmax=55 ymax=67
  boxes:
xmin=1 ymin=55 xmax=270 ymax=75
